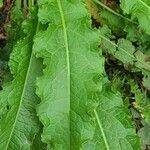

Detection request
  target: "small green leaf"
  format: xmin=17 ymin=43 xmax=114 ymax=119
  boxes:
xmin=100 ymin=25 xmax=150 ymax=74
xmin=0 ymin=0 xmax=3 ymax=8
xmin=143 ymin=77 xmax=150 ymax=91
xmin=138 ymin=123 xmax=150 ymax=149
xmin=120 ymin=0 xmax=150 ymax=34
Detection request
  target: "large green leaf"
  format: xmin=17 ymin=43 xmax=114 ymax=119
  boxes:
xmin=0 ymin=9 xmax=42 ymax=149
xmin=34 ymin=0 xmax=140 ymax=149
xmin=86 ymin=81 xmax=140 ymax=150
xmin=34 ymin=0 xmax=104 ymax=149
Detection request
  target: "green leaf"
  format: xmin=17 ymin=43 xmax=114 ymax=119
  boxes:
xmin=91 ymin=82 xmax=140 ymax=150
xmin=31 ymin=126 xmax=47 ymax=150
xmin=93 ymin=0 xmax=136 ymax=25
xmin=0 ymin=8 xmax=42 ymax=149
xmin=93 ymin=0 xmax=150 ymax=44
xmin=100 ymin=25 xmax=150 ymax=74
xmin=120 ymin=0 xmax=150 ymax=34
xmin=100 ymin=10 xmax=125 ymax=33
xmin=34 ymin=0 xmax=140 ymax=149
xmin=0 ymin=0 xmax=3 ymax=8
xmin=143 ymin=77 xmax=150 ymax=91
xmin=129 ymin=79 xmax=150 ymax=123
xmin=34 ymin=0 xmax=104 ymax=149
xmin=138 ymin=123 xmax=150 ymax=149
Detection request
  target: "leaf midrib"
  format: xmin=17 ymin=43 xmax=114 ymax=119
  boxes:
xmin=93 ymin=0 xmax=137 ymax=25
xmin=94 ymin=109 xmax=110 ymax=150
xmin=57 ymin=0 xmax=70 ymax=148
xmin=138 ymin=0 xmax=150 ymax=10
xmin=5 ymin=43 xmax=35 ymax=149
xmin=57 ymin=0 xmax=70 ymax=102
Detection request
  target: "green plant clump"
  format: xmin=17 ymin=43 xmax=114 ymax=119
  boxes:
xmin=0 ymin=0 xmax=149 ymax=149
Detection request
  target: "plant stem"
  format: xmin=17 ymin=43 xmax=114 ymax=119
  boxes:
xmin=24 ymin=0 xmax=27 ymax=10
xmin=28 ymin=0 xmax=32 ymax=8
xmin=16 ymin=0 xmax=21 ymax=9
xmin=93 ymin=0 xmax=138 ymax=25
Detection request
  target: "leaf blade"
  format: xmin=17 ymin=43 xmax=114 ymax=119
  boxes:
xmin=120 ymin=0 xmax=150 ymax=34
xmin=34 ymin=0 xmax=140 ymax=149
xmin=34 ymin=0 xmax=103 ymax=149
xmin=0 ymin=9 xmax=42 ymax=149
